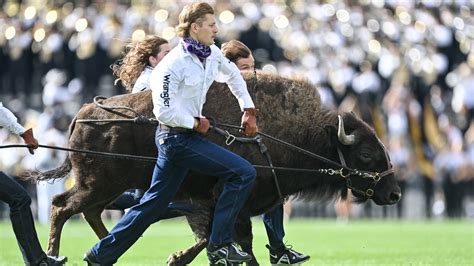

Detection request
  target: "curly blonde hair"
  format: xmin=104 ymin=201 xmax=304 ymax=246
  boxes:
xmin=111 ymin=35 xmax=168 ymax=92
xmin=175 ymin=2 xmax=214 ymax=38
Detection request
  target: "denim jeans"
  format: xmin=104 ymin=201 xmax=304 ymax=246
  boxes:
xmin=106 ymin=189 xmax=144 ymax=210
xmin=0 ymin=171 xmax=47 ymax=265
xmin=107 ymin=190 xmax=194 ymax=220
xmin=90 ymin=128 xmax=256 ymax=264
xmin=263 ymin=204 xmax=286 ymax=250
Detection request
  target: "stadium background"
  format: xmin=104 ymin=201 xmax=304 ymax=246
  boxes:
xmin=0 ymin=0 xmax=473 ymax=264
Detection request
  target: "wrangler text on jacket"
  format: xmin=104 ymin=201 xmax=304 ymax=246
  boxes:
xmin=161 ymin=74 xmax=171 ymax=107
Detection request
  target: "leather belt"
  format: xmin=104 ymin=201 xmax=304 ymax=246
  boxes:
xmin=159 ymin=124 xmax=193 ymax=133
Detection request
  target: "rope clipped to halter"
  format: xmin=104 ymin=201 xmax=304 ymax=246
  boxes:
xmin=93 ymin=95 xmax=142 ymax=116
xmin=75 ymin=96 xmax=158 ymax=125
xmin=212 ymin=120 xmax=394 ymax=199
xmin=209 ymin=118 xmax=285 ymax=207
xmin=0 ymin=144 xmax=157 ymax=162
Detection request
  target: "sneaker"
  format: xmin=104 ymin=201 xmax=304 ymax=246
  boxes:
xmin=83 ymin=250 xmax=113 ymax=266
xmin=38 ymin=256 xmax=67 ymax=266
xmin=207 ymin=243 xmax=252 ymax=265
xmin=266 ymin=244 xmax=310 ymax=265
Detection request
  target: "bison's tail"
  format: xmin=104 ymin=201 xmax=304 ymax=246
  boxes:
xmin=22 ymin=156 xmax=72 ymax=183
xmin=20 ymin=115 xmax=78 ymax=183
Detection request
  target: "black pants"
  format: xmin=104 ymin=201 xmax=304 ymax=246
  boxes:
xmin=442 ymin=175 xmax=465 ymax=218
xmin=0 ymin=171 xmax=47 ymax=264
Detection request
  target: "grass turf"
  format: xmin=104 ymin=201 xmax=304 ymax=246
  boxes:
xmin=0 ymin=218 xmax=472 ymax=265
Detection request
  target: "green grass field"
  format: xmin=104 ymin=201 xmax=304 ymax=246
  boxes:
xmin=0 ymin=218 xmax=473 ymax=265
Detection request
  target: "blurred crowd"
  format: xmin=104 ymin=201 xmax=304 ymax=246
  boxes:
xmin=0 ymin=0 xmax=473 ymax=221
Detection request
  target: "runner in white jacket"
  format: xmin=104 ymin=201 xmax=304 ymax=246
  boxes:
xmin=107 ymin=36 xmax=190 ymax=218
xmin=84 ymin=3 xmax=258 ymax=265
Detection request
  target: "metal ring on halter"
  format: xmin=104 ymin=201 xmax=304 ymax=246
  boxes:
xmin=365 ymin=189 xmax=374 ymax=197
xmin=373 ymin=173 xmax=381 ymax=182
xmin=225 ymin=132 xmax=236 ymax=145
xmin=338 ymin=168 xmax=351 ymax=178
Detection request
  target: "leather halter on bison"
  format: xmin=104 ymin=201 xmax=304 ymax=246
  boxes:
xmin=27 ymin=71 xmax=400 ymax=265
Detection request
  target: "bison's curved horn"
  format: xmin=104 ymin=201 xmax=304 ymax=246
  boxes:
xmin=338 ymin=115 xmax=355 ymax=145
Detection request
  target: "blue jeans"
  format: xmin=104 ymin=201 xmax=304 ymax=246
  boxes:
xmin=106 ymin=189 xmax=144 ymax=210
xmin=89 ymin=128 xmax=256 ymax=264
xmin=107 ymin=190 xmax=192 ymax=220
xmin=263 ymin=204 xmax=286 ymax=250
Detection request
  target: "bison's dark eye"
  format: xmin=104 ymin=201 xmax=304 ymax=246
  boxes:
xmin=360 ymin=152 xmax=371 ymax=162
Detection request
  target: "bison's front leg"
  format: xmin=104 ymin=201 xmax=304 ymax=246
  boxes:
xmin=167 ymin=200 xmax=214 ymax=265
xmin=234 ymin=216 xmax=258 ymax=266
xmin=82 ymin=207 xmax=109 ymax=239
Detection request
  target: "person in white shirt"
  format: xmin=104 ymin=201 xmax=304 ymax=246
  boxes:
xmin=0 ymin=102 xmax=67 ymax=265
xmin=111 ymin=35 xmax=170 ymax=93
xmin=84 ymin=3 xmax=257 ymax=265
xmin=107 ymin=35 xmax=192 ymax=219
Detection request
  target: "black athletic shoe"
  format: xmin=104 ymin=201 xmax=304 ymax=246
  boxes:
xmin=37 ymin=255 xmax=67 ymax=266
xmin=266 ymin=244 xmax=310 ymax=265
xmin=83 ymin=250 xmax=112 ymax=266
xmin=207 ymin=243 xmax=252 ymax=265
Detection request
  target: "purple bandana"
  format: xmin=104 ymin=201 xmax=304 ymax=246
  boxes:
xmin=183 ymin=37 xmax=211 ymax=61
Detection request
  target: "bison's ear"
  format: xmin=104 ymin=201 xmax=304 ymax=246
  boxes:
xmin=324 ymin=124 xmax=336 ymax=135
xmin=324 ymin=125 xmax=338 ymax=144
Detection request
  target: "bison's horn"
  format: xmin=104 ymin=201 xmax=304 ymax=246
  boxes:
xmin=338 ymin=115 xmax=355 ymax=145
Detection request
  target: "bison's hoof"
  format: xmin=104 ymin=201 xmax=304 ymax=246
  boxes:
xmin=166 ymin=251 xmax=184 ymax=266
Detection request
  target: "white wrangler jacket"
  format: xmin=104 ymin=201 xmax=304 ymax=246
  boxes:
xmin=132 ymin=66 xmax=153 ymax=93
xmin=149 ymin=40 xmax=255 ymax=129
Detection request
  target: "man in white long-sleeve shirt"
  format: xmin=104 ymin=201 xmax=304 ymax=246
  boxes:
xmin=106 ymin=35 xmax=193 ymax=219
xmin=0 ymin=102 xmax=67 ymax=265
xmin=85 ymin=3 xmax=257 ymax=265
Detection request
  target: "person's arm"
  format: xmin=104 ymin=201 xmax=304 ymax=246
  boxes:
xmin=215 ymin=56 xmax=255 ymax=111
xmin=0 ymin=103 xmax=26 ymax=135
xmin=0 ymin=103 xmax=39 ymax=154
xmin=214 ymin=48 xmax=257 ymax=136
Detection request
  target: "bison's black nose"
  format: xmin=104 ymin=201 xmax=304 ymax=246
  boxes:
xmin=390 ymin=191 xmax=401 ymax=203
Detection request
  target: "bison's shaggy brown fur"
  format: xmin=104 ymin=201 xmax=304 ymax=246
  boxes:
xmin=28 ymin=71 xmax=400 ymax=265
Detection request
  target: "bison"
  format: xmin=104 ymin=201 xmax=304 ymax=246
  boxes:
xmin=28 ymin=71 xmax=400 ymax=265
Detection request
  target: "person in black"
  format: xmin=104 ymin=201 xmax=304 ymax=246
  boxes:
xmin=0 ymin=102 xmax=67 ymax=266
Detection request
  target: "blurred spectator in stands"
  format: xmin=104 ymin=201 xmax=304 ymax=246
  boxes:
xmin=449 ymin=63 xmax=474 ymax=131
xmin=42 ymin=68 xmax=80 ymax=107
xmin=462 ymin=121 xmax=474 ymax=217
xmin=388 ymin=136 xmax=415 ymax=218
xmin=434 ymin=115 xmax=466 ymax=217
